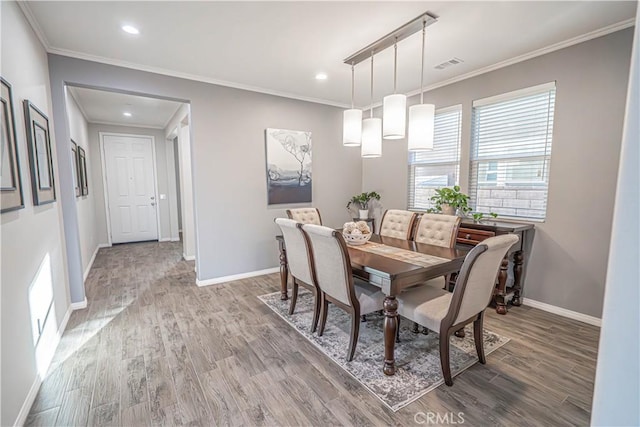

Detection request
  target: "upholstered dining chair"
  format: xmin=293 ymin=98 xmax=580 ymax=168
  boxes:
xmin=286 ymin=208 xmax=322 ymax=225
xmin=274 ymin=218 xmax=321 ymax=333
xmin=396 ymin=234 xmax=519 ymax=385
xmin=413 ymin=213 xmax=462 ymax=287
xmin=379 ymin=209 xmax=417 ymax=240
xmin=301 ymin=224 xmax=385 ymax=361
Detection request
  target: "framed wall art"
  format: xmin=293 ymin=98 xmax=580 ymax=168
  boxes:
xmin=78 ymin=146 xmax=88 ymax=196
xmin=24 ymin=100 xmax=56 ymax=205
xmin=71 ymin=140 xmax=80 ymax=197
xmin=1 ymin=77 xmax=25 ymax=213
xmin=265 ymin=128 xmax=312 ymax=205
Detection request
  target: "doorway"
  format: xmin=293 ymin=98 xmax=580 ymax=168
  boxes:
xmin=101 ymin=133 xmax=159 ymax=244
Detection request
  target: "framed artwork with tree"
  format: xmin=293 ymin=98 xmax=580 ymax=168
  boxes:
xmin=265 ymin=128 xmax=312 ymax=205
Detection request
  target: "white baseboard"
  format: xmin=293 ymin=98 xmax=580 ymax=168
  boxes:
xmin=523 ymin=298 xmax=602 ymax=327
xmin=196 ymin=267 xmax=279 ymax=287
xmin=83 ymin=245 xmax=100 ymax=281
xmin=183 ymin=254 xmax=195 ymax=261
xmin=158 ymin=237 xmax=171 ymax=242
xmin=98 ymin=243 xmax=112 ymax=248
xmin=170 ymin=237 xmax=180 ymax=242
xmin=14 ymin=305 xmax=72 ymax=426
xmin=70 ymin=297 xmax=88 ymax=310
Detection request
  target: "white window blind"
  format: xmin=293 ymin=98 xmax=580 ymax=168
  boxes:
xmin=408 ymin=106 xmax=462 ymax=210
xmin=469 ymin=82 xmax=556 ymax=220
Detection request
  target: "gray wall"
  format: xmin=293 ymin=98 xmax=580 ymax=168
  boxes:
xmin=65 ymin=91 xmax=99 ymax=274
xmin=592 ymin=17 xmax=639 ymax=426
xmin=48 ymin=55 xmax=362 ymax=285
xmin=1 ymin=3 xmax=71 ymax=425
xmin=362 ymin=28 xmax=633 ymax=318
xmin=86 ymin=124 xmax=173 ymax=244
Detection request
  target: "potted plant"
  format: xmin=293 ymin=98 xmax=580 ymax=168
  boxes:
xmin=347 ymin=191 xmax=381 ymax=219
xmin=430 ymin=186 xmax=471 ymax=216
xmin=471 ymin=212 xmax=499 ymax=223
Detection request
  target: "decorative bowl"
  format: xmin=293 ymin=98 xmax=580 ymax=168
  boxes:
xmin=343 ymin=232 xmax=372 ymax=246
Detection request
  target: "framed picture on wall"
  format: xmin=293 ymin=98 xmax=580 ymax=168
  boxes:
xmin=78 ymin=146 xmax=88 ymax=196
xmin=24 ymin=100 xmax=56 ymax=205
xmin=265 ymin=128 xmax=312 ymax=205
xmin=1 ymin=77 xmax=25 ymax=213
xmin=71 ymin=140 xmax=80 ymax=197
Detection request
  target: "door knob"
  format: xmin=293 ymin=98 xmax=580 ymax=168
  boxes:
xmin=151 ymin=202 xmax=156 ymax=206
xmin=150 ymin=196 xmax=155 ymax=200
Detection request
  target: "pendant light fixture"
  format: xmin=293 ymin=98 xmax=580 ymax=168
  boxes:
xmin=382 ymin=39 xmax=407 ymax=139
xmin=343 ymin=63 xmax=363 ymax=146
xmin=408 ymin=20 xmax=435 ymax=151
xmin=361 ymin=52 xmax=382 ymax=158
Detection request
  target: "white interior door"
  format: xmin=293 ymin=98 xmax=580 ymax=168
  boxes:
xmin=103 ymin=134 xmax=158 ymax=244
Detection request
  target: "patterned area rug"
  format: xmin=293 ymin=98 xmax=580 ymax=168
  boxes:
xmin=258 ymin=289 xmax=510 ymax=412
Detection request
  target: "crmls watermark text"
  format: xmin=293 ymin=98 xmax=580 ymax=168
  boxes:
xmin=414 ymin=411 xmax=465 ymax=425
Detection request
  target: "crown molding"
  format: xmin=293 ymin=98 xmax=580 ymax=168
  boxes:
xmin=47 ymin=47 xmax=351 ymax=109
xmin=17 ymin=1 xmax=51 ymax=50
xmin=87 ymin=119 xmax=165 ymax=130
xmin=66 ymin=86 xmax=91 ymax=122
xmin=363 ymin=17 xmax=636 ymax=110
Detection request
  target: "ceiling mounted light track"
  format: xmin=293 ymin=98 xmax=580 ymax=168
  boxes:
xmin=341 ymin=11 xmax=438 ymax=157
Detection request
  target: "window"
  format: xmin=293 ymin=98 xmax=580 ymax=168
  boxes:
xmin=408 ymin=105 xmax=462 ymax=210
xmin=469 ymin=83 xmax=556 ymax=220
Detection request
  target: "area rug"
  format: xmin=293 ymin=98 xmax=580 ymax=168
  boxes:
xmin=258 ymin=289 xmax=510 ymax=412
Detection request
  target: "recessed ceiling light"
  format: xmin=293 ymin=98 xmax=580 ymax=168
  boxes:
xmin=121 ymin=25 xmax=140 ymax=35
xmin=315 ymin=73 xmax=328 ymax=81
xmin=123 ymin=112 xmax=132 ymax=117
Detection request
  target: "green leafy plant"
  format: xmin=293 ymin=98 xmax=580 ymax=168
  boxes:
xmin=430 ymin=186 xmax=471 ymax=215
xmin=471 ymin=212 xmax=499 ymax=222
xmin=346 ymin=191 xmax=381 ymax=210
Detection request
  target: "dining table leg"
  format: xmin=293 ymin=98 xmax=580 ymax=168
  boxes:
xmin=278 ymin=238 xmax=288 ymax=301
xmin=383 ymin=296 xmax=398 ymax=376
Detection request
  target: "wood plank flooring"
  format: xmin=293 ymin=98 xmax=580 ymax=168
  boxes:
xmin=26 ymin=241 xmax=599 ymax=426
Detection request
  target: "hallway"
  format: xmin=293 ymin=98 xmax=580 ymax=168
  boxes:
xmin=25 ymin=241 xmax=598 ymax=426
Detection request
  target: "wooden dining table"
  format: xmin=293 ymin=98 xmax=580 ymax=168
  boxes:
xmin=276 ymin=233 xmax=468 ymax=376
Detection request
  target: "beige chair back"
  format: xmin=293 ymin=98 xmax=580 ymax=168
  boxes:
xmin=286 ymin=208 xmax=322 ymax=225
xmin=301 ymin=224 xmax=354 ymax=308
xmin=413 ymin=213 xmax=461 ymax=248
xmin=379 ymin=209 xmax=417 ymax=240
xmin=448 ymin=234 xmax=519 ymax=324
xmin=275 ymin=218 xmax=313 ymax=285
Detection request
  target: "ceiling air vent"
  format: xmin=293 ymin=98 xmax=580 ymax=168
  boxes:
xmin=435 ymin=57 xmax=464 ymax=70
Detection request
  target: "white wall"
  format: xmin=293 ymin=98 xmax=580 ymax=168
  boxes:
xmin=362 ymin=28 xmax=633 ymax=319
xmin=64 ymin=90 xmax=99 ymax=276
xmin=86 ymin=123 xmax=173 ymax=244
xmin=591 ymin=16 xmax=639 ymax=426
xmin=0 ymin=3 xmax=71 ymax=425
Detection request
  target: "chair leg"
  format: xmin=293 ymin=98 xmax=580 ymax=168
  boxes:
xmin=439 ymin=329 xmax=453 ymax=386
xmin=318 ymin=294 xmax=329 ymax=336
xmin=288 ymin=280 xmax=299 ymax=316
xmin=310 ymin=289 xmax=321 ymax=333
xmin=347 ymin=310 xmax=360 ymax=362
xmin=474 ymin=312 xmax=486 ymax=364
xmin=396 ymin=316 xmax=401 ymax=343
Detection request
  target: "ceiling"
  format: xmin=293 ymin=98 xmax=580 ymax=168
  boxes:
xmin=68 ymin=86 xmax=183 ymax=128
xmin=25 ymin=1 xmax=637 ymax=107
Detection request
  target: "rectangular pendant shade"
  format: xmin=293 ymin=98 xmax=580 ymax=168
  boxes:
xmin=408 ymin=103 xmax=435 ymax=151
xmin=343 ymin=109 xmax=363 ymax=146
xmin=361 ymin=117 xmax=382 ymax=158
xmin=382 ymin=94 xmax=407 ymax=139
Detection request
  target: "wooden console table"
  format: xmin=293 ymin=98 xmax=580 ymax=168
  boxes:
xmin=455 ymin=219 xmax=535 ymax=315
